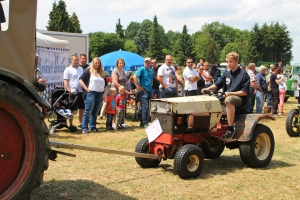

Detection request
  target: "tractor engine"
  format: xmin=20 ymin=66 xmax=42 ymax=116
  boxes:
xmin=150 ymin=96 xmax=223 ymax=134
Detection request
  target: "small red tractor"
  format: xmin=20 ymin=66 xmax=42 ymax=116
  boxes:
xmin=135 ymin=92 xmax=275 ymax=178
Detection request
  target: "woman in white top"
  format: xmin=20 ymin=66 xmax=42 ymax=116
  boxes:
xmin=79 ymin=57 xmax=107 ymax=134
xmin=277 ymin=68 xmax=286 ymax=115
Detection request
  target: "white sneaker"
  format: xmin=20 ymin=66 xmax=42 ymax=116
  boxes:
xmin=112 ymin=123 xmax=116 ymax=130
xmin=122 ymin=124 xmax=129 ymax=128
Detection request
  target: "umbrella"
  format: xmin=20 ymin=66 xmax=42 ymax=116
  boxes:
xmin=99 ymin=50 xmax=144 ymax=71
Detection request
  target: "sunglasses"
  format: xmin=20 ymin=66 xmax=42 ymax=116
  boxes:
xmin=151 ymin=62 xmax=157 ymax=64
xmin=187 ymin=62 xmax=193 ymax=64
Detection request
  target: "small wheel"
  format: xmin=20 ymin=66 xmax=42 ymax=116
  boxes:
xmin=285 ymin=109 xmax=300 ymax=137
xmin=135 ymin=138 xmax=161 ymax=168
xmin=69 ymin=125 xmax=78 ymax=132
xmin=239 ymin=124 xmax=274 ymax=168
xmin=202 ymin=141 xmax=225 ymax=159
xmin=174 ymin=144 xmax=204 ymax=179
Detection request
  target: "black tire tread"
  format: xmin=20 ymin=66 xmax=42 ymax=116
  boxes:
xmin=0 ymin=80 xmax=50 ymax=200
xmin=202 ymin=142 xmax=225 ymax=159
xmin=174 ymin=144 xmax=204 ymax=179
xmin=135 ymin=138 xmax=160 ymax=168
xmin=285 ymin=109 xmax=300 ymax=137
xmin=239 ymin=124 xmax=274 ymax=168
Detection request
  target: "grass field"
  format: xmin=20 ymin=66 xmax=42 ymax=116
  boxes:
xmin=33 ymin=98 xmax=300 ymax=200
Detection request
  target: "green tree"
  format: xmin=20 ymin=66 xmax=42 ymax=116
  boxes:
xmin=89 ymin=32 xmax=124 ymax=59
xmin=149 ymin=15 xmax=164 ymax=60
xmin=247 ymin=23 xmax=261 ymax=63
xmin=173 ymin=25 xmax=193 ymax=65
xmin=116 ymin=18 xmax=125 ymax=39
xmin=69 ymin=12 xmax=82 ymax=33
xmin=220 ymin=43 xmax=241 ymax=63
xmin=125 ymin=22 xmax=140 ymax=40
xmin=134 ymin=19 xmax=153 ymax=56
xmin=47 ymin=0 xmax=72 ymax=32
xmin=124 ymin=39 xmax=137 ymax=53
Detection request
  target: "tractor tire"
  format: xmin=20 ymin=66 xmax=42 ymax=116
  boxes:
xmin=285 ymin=109 xmax=300 ymax=137
xmin=239 ymin=124 xmax=274 ymax=168
xmin=174 ymin=144 xmax=204 ymax=179
xmin=202 ymin=141 xmax=225 ymax=159
xmin=135 ymin=138 xmax=161 ymax=168
xmin=0 ymin=81 xmax=50 ymax=200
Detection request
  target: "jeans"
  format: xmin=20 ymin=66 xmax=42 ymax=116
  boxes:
xmin=159 ymin=87 xmax=178 ymax=98
xmin=140 ymin=90 xmax=151 ymax=126
xmin=271 ymin=88 xmax=279 ymax=114
xmin=246 ymin=87 xmax=255 ymax=113
xmin=151 ymin=88 xmax=161 ymax=99
xmin=266 ymin=91 xmax=272 ymax=107
xmin=255 ymin=90 xmax=266 ymax=113
xmin=82 ymin=91 xmax=103 ymax=131
xmin=106 ymin=114 xmax=114 ymax=128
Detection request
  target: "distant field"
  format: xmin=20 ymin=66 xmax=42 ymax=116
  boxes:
xmin=33 ymin=98 xmax=300 ymax=200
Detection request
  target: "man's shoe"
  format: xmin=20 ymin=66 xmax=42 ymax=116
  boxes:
xmin=90 ymin=128 xmax=99 ymax=132
xmin=223 ymin=127 xmax=236 ymax=140
xmin=117 ymin=125 xmax=124 ymax=130
xmin=78 ymin=125 xmax=82 ymax=128
xmin=82 ymin=130 xmax=88 ymax=134
xmin=109 ymin=127 xmax=115 ymax=130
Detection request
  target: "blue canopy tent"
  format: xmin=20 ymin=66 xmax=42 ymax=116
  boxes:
xmin=99 ymin=50 xmax=144 ymax=71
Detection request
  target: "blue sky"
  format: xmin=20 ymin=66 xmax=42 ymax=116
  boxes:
xmin=2 ymin=0 xmax=300 ymax=64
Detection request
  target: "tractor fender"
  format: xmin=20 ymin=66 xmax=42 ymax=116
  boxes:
xmin=0 ymin=70 xmax=49 ymax=108
xmin=234 ymin=114 xmax=275 ymax=142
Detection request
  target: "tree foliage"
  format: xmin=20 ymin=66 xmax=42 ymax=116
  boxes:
xmin=89 ymin=32 xmax=124 ymax=59
xmin=134 ymin=19 xmax=153 ymax=56
xmin=125 ymin=22 xmax=140 ymax=40
xmin=116 ymin=18 xmax=125 ymax=39
xmin=47 ymin=0 xmax=82 ymax=33
xmin=124 ymin=39 xmax=137 ymax=53
xmin=69 ymin=12 xmax=82 ymax=33
xmin=149 ymin=15 xmax=164 ymax=60
xmin=173 ymin=25 xmax=193 ymax=65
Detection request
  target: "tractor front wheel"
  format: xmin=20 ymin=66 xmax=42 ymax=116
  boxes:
xmin=239 ymin=124 xmax=274 ymax=168
xmin=0 ymin=81 xmax=50 ymax=199
xmin=285 ymin=109 xmax=300 ymax=137
xmin=174 ymin=144 xmax=204 ymax=179
xmin=135 ymin=138 xmax=161 ymax=168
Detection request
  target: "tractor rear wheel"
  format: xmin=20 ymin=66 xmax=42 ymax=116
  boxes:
xmin=174 ymin=144 xmax=204 ymax=179
xmin=202 ymin=140 xmax=225 ymax=159
xmin=0 ymin=81 xmax=50 ymax=199
xmin=239 ymin=124 xmax=274 ymax=168
xmin=285 ymin=109 xmax=300 ymax=137
xmin=135 ymin=138 xmax=161 ymax=168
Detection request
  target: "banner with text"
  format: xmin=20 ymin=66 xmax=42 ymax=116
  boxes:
xmin=36 ymin=47 xmax=69 ymax=84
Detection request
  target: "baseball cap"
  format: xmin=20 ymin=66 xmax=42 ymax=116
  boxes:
xmin=144 ymin=57 xmax=151 ymax=62
xmin=259 ymin=65 xmax=267 ymax=70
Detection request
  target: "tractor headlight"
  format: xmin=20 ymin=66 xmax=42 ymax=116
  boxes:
xmin=164 ymin=104 xmax=171 ymax=112
xmin=151 ymin=102 xmax=157 ymax=112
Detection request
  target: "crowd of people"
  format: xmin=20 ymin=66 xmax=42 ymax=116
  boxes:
xmin=58 ymin=52 xmax=286 ymax=139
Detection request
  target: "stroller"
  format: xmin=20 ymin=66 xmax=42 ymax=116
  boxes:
xmin=48 ymin=86 xmax=78 ymax=134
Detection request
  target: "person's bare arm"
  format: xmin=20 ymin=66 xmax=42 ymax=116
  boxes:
xmin=201 ymin=84 xmax=217 ymax=93
xmin=257 ymin=84 xmax=263 ymax=92
xmin=201 ymin=71 xmax=213 ymax=81
xmin=189 ymin=75 xmax=200 ymax=82
xmin=225 ymin=90 xmax=248 ymax=97
xmin=79 ymin=79 xmax=90 ymax=92
xmin=250 ymin=81 xmax=256 ymax=94
xmin=157 ymin=75 xmax=167 ymax=89
xmin=112 ymin=73 xmax=120 ymax=89
xmin=64 ymin=79 xmax=71 ymax=94
xmin=133 ymin=75 xmax=144 ymax=92
xmin=275 ymin=75 xmax=284 ymax=84
xmin=177 ymin=75 xmax=184 ymax=86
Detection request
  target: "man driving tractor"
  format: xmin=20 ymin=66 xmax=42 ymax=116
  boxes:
xmin=202 ymin=52 xmax=250 ymax=140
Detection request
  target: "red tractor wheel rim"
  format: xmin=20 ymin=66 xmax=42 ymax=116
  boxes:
xmin=0 ymin=100 xmax=35 ymax=198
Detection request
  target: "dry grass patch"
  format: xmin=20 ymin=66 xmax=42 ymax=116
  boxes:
xmin=33 ymin=100 xmax=300 ymax=199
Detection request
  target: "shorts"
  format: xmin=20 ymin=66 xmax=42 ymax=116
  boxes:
xmin=69 ymin=92 xmax=85 ymax=111
xmin=224 ymin=95 xmax=243 ymax=107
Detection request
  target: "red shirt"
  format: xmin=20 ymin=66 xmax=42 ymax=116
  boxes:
xmin=106 ymin=96 xmax=116 ymax=114
xmin=116 ymin=94 xmax=126 ymax=110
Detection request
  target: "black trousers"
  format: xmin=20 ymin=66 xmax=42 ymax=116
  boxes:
xmin=271 ymin=88 xmax=279 ymax=114
xmin=246 ymin=87 xmax=255 ymax=113
xmin=185 ymin=90 xmax=197 ymax=96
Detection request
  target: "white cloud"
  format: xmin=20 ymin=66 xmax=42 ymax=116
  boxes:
xmin=1 ymin=0 xmax=300 ymax=63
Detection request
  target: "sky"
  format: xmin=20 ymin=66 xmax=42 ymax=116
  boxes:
xmin=2 ymin=0 xmax=300 ymax=64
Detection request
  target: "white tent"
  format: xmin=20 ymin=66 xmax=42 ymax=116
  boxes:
xmin=2 ymin=24 xmax=69 ymax=49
